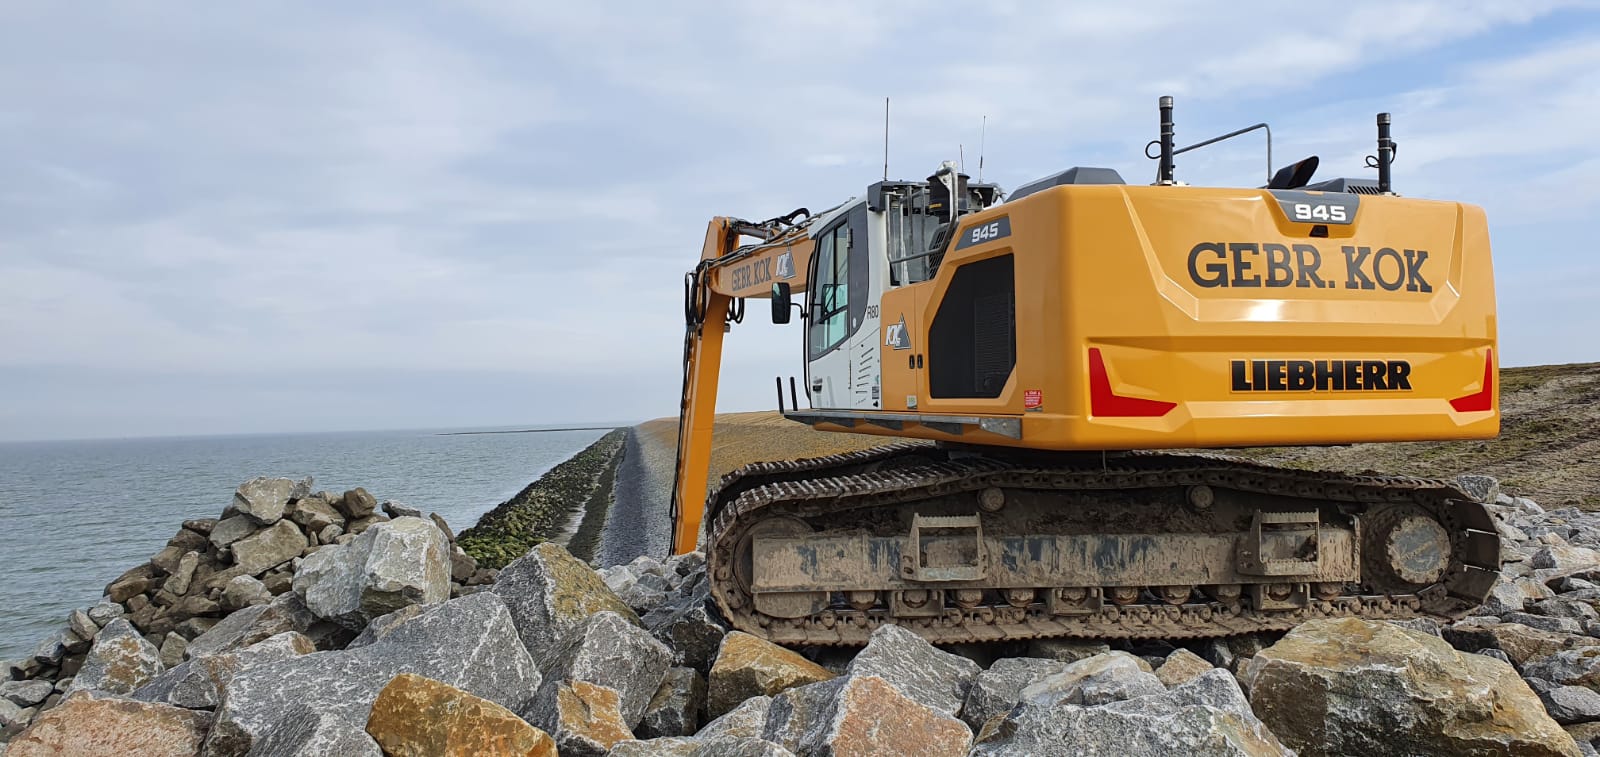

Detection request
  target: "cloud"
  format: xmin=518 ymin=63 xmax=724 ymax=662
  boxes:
xmin=0 ymin=2 xmax=1597 ymax=440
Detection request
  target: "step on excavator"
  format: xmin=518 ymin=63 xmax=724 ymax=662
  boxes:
xmin=670 ymin=97 xmax=1501 ymax=646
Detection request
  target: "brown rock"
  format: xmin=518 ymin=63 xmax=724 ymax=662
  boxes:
xmin=182 ymin=518 xmax=217 ymax=536
xmin=71 ymin=619 xmax=165 ymax=695
xmin=1443 ymin=620 xmax=1600 ymax=666
xmin=105 ymin=564 xmax=157 ymax=603
xmin=543 ymin=680 xmax=632 ymax=757
xmin=8 ymin=690 xmax=207 ymax=756
xmin=707 ymin=631 xmax=836 ymax=719
xmin=1244 ymin=617 xmax=1578 ymax=757
xmin=430 ymin=513 xmax=456 ymax=543
xmin=166 ymin=527 xmax=210 ymax=552
xmin=801 ymin=674 xmax=971 ymax=757
xmin=366 ymin=673 xmax=556 ymax=757
xmin=289 ymin=494 xmax=345 ymax=533
xmin=232 ymin=519 xmax=307 ymax=576
xmin=1156 ymin=648 xmax=1216 ymax=688
xmin=149 ymin=545 xmax=186 ymax=576
xmin=165 ymin=551 xmax=200 ymax=597
xmin=347 ymin=513 xmax=390 ymax=534
xmin=339 ymin=487 xmax=378 ymax=519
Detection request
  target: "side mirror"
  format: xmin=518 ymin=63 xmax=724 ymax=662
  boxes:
xmin=771 ymin=282 xmax=792 ymax=324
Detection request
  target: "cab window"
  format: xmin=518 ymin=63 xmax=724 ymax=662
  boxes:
xmin=808 ymin=223 xmax=852 ymax=357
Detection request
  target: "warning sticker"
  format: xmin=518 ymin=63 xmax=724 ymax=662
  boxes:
xmin=1024 ymin=389 xmax=1043 ymax=410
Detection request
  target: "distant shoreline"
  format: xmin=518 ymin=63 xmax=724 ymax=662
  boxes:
xmin=437 ymin=426 xmax=622 ymax=436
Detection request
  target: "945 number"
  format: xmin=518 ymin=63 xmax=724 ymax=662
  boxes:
xmin=1291 ymin=203 xmax=1347 ymax=223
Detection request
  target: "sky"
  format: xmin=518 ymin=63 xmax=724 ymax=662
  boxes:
xmin=2 ymin=2 xmax=1598 ymax=441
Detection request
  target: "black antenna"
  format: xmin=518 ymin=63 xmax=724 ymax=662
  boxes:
xmin=883 ymin=97 xmax=890 ymax=182
xmin=978 ymin=116 xmax=987 ymax=182
xmin=1157 ymin=96 xmax=1176 ymax=184
xmin=1375 ymin=112 xmax=1394 ymax=194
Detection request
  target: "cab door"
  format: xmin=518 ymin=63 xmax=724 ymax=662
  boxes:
xmin=806 ymin=205 xmax=877 ymax=409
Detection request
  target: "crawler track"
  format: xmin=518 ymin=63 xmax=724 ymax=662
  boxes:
xmin=705 ymin=445 xmax=1501 ymax=645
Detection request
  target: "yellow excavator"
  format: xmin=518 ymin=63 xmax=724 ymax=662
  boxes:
xmin=671 ymin=97 xmax=1500 ymax=645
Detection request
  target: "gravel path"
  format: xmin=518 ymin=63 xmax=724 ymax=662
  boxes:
xmin=599 ymin=424 xmax=676 ymax=566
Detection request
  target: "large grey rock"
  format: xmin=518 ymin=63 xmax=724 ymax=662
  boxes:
xmin=292 ymin=516 xmax=450 ymax=629
xmin=158 ymin=632 xmax=187 ymax=669
xmin=65 ymin=610 xmax=97 ymax=643
xmin=380 ymin=500 xmax=421 ymax=519
xmin=165 ymin=551 xmax=200 ymax=597
xmin=1242 ymin=617 xmax=1578 ymax=756
xmin=234 ymin=476 xmax=297 ymax=525
xmin=645 ymin=594 xmax=727 ymax=674
xmin=1018 ymin=651 xmax=1165 ymax=708
xmin=133 ymin=631 xmax=314 ymax=709
xmin=960 ymin=656 xmax=1072 ymax=730
xmin=1456 ymin=474 xmax=1500 ymax=503
xmin=28 ymin=631 xmax=66 ymax=669
xmin=1483 ymin=575 xmax=1557 ymax=615
xmin=185 ymin=592 xmax=313 ymax=660
xmin=69 ymin=619 xmax=164 ymax=695
xmin=1535 ymin=544 xmax=1600 ymax=573
xmin=762 ymin=673 xmax=972 ymax=757
xmin=86 ymin=601 xmax=124 ymax=627
xmin=0 ymin=696 xmax=25 ymax=734
xmin=636 ymin=667 xmax=705 ymax=739
xmin=696 ymin=695 xmax=771 ymax=740
xmin=492 ymin=542 xmax=639 ymax=658
xmin=245 ymin=704 xmax=382 ymax=756
xmin=0 ymin=680 xmax=52 ymax=708
xmin=232 ymin=520 xmax=306 ymax=576
xmin=526 ymin=610 xmax=671 ymax=728
xmin=223 ymin=575 xmax=273 ymax=611
xmin=204 ymin=592 xmax=537 ymax=756
xmin=209 ymin=514 xmax=261 ymax=551
xmin=843 ymin=623 xmax=980 ymax=717
xmin=1533 ymin=597 xmax=1600 ymax=623
xmin=1527 ymin=648 xmax=1600 ymax=690
xmin=973 ymin=668 xmax=1288 ymax=756
xmin=1543 ymin=685 xmax=1600 ymax=725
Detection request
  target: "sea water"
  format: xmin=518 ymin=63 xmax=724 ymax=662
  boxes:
xmin=0 ymin=425 xmax=610 ymax=660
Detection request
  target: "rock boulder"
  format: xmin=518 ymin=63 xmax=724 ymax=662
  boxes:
xmin=6 ymin=691 xmax=209 ymax=756
xmin=366 ymin=673 xmax=556 ymax=757
xmin=1242 ymin=617 xmax=1578 ymax=756
xmin=973 ymin=668 xmax=1288 ymax=757
xmin=706 ymin=631 xmax=835 ymax=719
xmin=69 ymin=619 xmax=164 ymax=695
xmin=204 ymin=592 xmax=538 ymax=756
xmin=491 ymin=542 xmax=639 ymax=659
xmin=234 ymin=476 xmax=298 ymax=525
xmin=525 ymin=610 xmax=670 ymax=729
xmin=292 ymin=516 xmax=451 ymax=629
xmin=232 ymin=519 xmax=307 ymax=576
xmin=844 ymin=623 xmax=980 ymax=717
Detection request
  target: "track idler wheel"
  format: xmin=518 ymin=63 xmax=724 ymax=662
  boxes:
xmin=734 ymin=516 xmax=828 ymax=619
xmin=1363 ymin=504 xmax=1453 ymax=593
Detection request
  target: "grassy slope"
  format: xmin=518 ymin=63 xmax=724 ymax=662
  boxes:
xmin=1226 ymin=362 xmax=1600 ymax=508
xmin=655 ymin=362 xmax=1600 ymax=509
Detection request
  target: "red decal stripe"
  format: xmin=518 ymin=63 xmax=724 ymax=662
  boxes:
xmin=1088 ymin=348 xmax=1176 ymax=418
xmin=1449 ymin=349 xmax=1495 ymax=413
